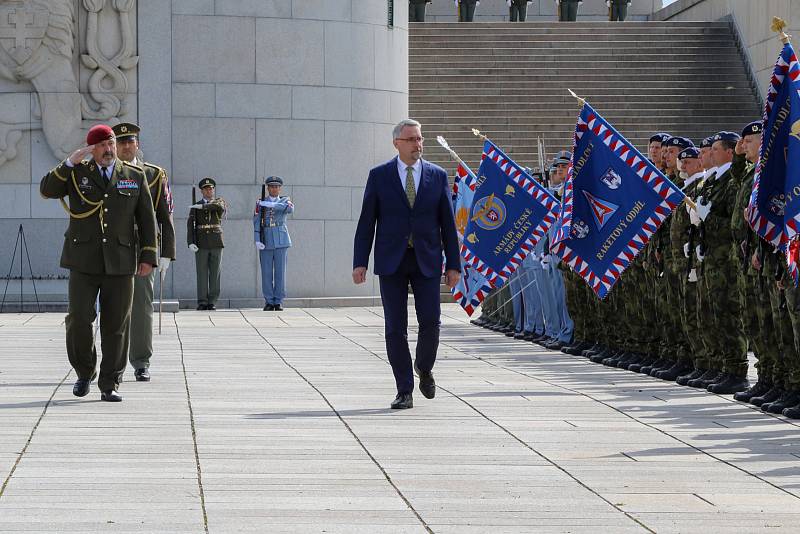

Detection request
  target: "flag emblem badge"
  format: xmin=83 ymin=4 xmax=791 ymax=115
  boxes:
xmin=583 ymin=190 xmax=619 ymax=230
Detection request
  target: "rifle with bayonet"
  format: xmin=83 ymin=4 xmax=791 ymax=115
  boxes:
xmin=190 ymin=183 xmax=198 ymax=246
xmin=259 ymin=182 xmax=267 ymax=245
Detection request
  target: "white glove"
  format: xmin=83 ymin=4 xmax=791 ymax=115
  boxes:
xmin=695 ymin=244 xmax=704 ymax=263
xmin=158 ymin=257 xmax=170 ymax=274
xmin=454 ymin=0 xmax=458 ymax=5
xmin=259 ymin=200 xmax=276 ymax=208
xmin=255 ymin=241 xmax=266 ymax=251
xmin=683 ymin=243 xmax=690 ymax=258
xmin=606 ymin=0 xmax=610 ymax=6
xmin=540 ymin=254 xmax=551 ymax=269
xmin=688 ymin=268 xmax=698 ymax=282
xmin=189 ymin=244 xmax=199 ymax=252
xmin=689 ymin=207 xmax=701 ymax=226
xmin=190 ymin=203 xmax=203 ymax=209
xmin=696 ymin=200 xmax=712 ymax=221
xmin=507 ymin=0 xmax=511 ymax=6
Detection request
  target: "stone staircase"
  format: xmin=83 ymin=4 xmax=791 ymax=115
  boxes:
xmin=410 ymin=21 xmax=762 ymax=175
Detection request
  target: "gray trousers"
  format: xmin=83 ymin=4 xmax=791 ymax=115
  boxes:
xmin=196 ymin=247 xmax=222 ymax=306
xmin=129 ymin=269 xmax=156 ymax=369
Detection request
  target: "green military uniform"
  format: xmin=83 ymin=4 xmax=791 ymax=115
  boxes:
xmin=188 ymin=177 xmax=226 ymax=309
xmin=40 ymin=152 xmax=157 ymax=394
xmin=609 ymin=0 xmax=630 ymax=21
xmin=558 ymin=0 xmax=581 ymax=21
xmin=111 ymin=123 xmax=177 ymax=376
xmin=693 ymin=135 xmax=749 ymax=391
xmin=409 ymin=0 xmax=429 ymax=22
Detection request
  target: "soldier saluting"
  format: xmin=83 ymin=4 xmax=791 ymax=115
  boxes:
xmin=39 ymin=124 xmax=158 ymax=402
xmin=188 ymin=177 xmax=226 ymax=310
xmin=112 ymin=123 xmax=175 ymax=382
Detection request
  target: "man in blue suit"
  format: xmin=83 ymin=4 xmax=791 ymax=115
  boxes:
xmin=254 ymin=176 xmax=294 ymax=311
xmin=353 ymin=119 xmax=461 ymax=409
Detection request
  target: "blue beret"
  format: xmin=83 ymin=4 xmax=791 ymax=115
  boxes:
xmin=265 ymin=176 xmax=283 ymax=186
xmin=650 ymin=133 xmax=671 ymax=144
xmin=741 ymin=120 xmax=763 ymax=137
xmin=713 ymin=131 xmax=740 ymax=143
xmin=699 ymin=136 xmax=714 ymax=149
xmin=665 ymin=136 xmax=694 ymax=150
xmin=678 ymin=147 xmax=700 ymax=160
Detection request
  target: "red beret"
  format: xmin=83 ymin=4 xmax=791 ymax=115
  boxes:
xmin=86 ymin=124 xmax=114 ymax=146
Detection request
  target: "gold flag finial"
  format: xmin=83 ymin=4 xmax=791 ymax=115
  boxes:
xmin=567 ymin=88 xmax=586 ymax=108
xmin=772 ymin=17 xmax=791 ymax=44
xmin=471 ymin=128 xmax=488 ymax=141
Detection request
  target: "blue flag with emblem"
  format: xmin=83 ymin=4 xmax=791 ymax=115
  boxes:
xmin=550 ymin=102 xmax=685 ymax=299
xmin=461 ymin=140 xmax=560 ymax=291
xmin=747 ymin=41 xmax=800 ymax=284
xmin=450 ymin=161 xmax=493 ymax=316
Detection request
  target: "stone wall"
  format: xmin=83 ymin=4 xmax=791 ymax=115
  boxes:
xmin=421 ymin=0 xmax=661 ymax=21
xmin=1 ymin=0 xmax=409 ymax=304
xmin=652 ymin=0 xmax=800 ymax=100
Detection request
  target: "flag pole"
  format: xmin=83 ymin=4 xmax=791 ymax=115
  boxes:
xmin=772 ymin=17 xmax=790 ymax=44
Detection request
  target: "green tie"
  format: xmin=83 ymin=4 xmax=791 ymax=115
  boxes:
xmin=405 ymin=166 xmax=416 ymax=247
xmin=405 ymin=165 xmax=416 ymax=208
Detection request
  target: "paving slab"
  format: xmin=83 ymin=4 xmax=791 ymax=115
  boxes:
xmin=1 ymin=305 xmax=799 ymax=533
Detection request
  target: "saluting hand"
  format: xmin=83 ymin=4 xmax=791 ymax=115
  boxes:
xmin=68 ymin=145 xmax=94 ymax=165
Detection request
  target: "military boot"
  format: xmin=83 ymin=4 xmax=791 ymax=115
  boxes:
xmin=733 ymin=380 xmax=772 ymax=403
xmin=707 ymin=374 xmax=749 ymax=394
xmin=590 ymin=348 xmax=615 ymax=364
xmin=782 ymin=402 xmax=800 ymax=419
xmin=762 ymin=390 xmax=800 ymax=414
xmin=687 ymin=369 xmax=723 ymax=388
xmin=614 ymin=352 xmax=639 ymax=369
xmin=619 ymin=353 xmax=647 ymax=370
xmin=628 ymin=354 xmax=658 ymax=373
xmin=676 ymin=368 xmax=705 ymax=386
xmin=648 ymin=359 xmax=676 ymax=377
xmin=656 ymin=361 xmax=694 ymax=381
xmin=750 ymin=387 xmax=783 ymax=407
xmin=581 ymin=343 xmax=604 ymax=357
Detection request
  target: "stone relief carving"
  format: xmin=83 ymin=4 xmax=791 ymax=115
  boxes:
xmin=0 ymin=0 xmax=136 ymax=167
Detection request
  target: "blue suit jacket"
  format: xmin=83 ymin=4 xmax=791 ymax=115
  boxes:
xmin=253 ymin=197 xmax=293 ymax=249
xmin=353 ymin=157 xmax=460 ymax=278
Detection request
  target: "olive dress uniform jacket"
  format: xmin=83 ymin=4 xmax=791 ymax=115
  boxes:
xmin=187 ymin=198 xmax=226 ymax=249
xmin=40 ymin=159 xmax=158 ymax=274
xmin=140 ymin=161 xmax=176 ymax=260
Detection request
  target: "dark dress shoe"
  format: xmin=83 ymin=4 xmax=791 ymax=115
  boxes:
xmin=563 ymin=341 xmax=589 ymax=355
xmin=73 ymin=378 xmax=91 ymax=397
xmin=505 ymin=330 xmax=517 ymax=337
xmin=522 ymin=331 xmax=535 ymax=341
xmin=751 ymin=387 xmax=783 ymax=407
xmin=134 ymin=368 xmax=150 ymax=382
xmin=782 ymin=402 xmax=800 ymax=419
xmin=263 ymin=303 xmax=274 ymax=311
xmin=708 ymin=375 xmax=749 ymax=395
xmin=687 ymin=369 xmax=721 ymax=388
xmin=676 ymin=368 xmax=705 ymax=386
xmin=513 ymin=331 xmax=527 ymax=340
xmin=415 ymin=364 xmax=435 ymax=399
xmin=390 ymin=392 xmax=413 ymax=409
xmin=733 ymin=380 xmax=772 ymax=403
xmin=544 ymin=339 xmax=564 ymax=350
xmin=197 ymin=304 xmax=207 ymax=310
xmin=763 ymin=390 xmax=800 ymax=413
xmin=273 ymin=304 xmax=283 ymax=311
xmin=100 ymin=390 xmax=123 ymax=402
xmin=207 ymin=304 xmax=216 ymax=310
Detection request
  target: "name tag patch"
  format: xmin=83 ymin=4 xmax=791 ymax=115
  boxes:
xmin=117 ymin=179 xmax=139 ymax=190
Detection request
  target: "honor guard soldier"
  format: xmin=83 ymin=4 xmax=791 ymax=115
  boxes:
xmin=112 ymin=122 xmax=175 ymax=382
xmin=409 ymin=0 xmax=431 ymax=22
xmin=607 ymin=0 xmax=631 ymax=21
xmin=253 ymin=176 xmax=294 ymax=311
xmin=188 ymin=177 xmax=226 ymax=310
xmin=556 ymin=0 xmax=581 ymax=21
xmin=40 ymin=124 xmax=158 ymax=402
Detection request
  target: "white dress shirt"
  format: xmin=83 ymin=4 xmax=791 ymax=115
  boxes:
xmin=397 ymin=158 xmax=422 ymax=194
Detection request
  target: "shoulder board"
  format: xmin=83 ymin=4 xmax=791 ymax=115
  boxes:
xmin=143 ymin=162 xmax=165 ymax=173
xmin=122 ymin=161 xmax=144 ymax=171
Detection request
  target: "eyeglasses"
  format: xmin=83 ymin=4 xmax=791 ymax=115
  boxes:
xmin=396 ymin=136 xmax=424 ymax=143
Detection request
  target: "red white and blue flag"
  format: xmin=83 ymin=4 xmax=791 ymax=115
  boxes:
xmin=550 ymin=102 xmax=685 ymax=299
xmin=450 ymin=161 xmax=493 ymax=316
xmin=460 ymin=140 xmax=560 ymax=301
xmin=747 ymin=41 xmax=800 ymax=284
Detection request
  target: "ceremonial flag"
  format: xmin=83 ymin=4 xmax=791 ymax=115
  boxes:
xmin=550 ymin=102 xmax=685 ymax=299
xmin=747 ymin=40 xmax=800 ymax=284
xmin=450 ymin=162 xmax=493 ymax=315
xmin=460 ymin=140 xmax=560 ymax=293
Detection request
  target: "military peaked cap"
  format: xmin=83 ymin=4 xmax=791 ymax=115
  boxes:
xmin=265 ymin=176 xmax=284 ymax=186
xmin=199 ymin=177 xmax=216 ymax=189
xmin=112 ymin=122 xmax=140 ymax=140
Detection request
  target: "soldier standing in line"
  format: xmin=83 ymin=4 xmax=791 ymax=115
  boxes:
xmin=112 ymin=123 xmax=175 ymax=383
xmin=253 ymin=176 xmax=294 ymax=311
xmin=409 ymin=0 xmax=431 ymax=22
xmin=40 ymin=124 xmax=158 ymax=402
xmin=457 ymin=0 xmax=479 ymax=22
xmin=647 ymin=133 xmax=670 ymax=170
xmin=509 ymin=0 xmax=533 ymax=21
xmin=688 ymin=131 xmax=749 ymax=394
xmin=556 ymin=0 xmax=581 ymax=21
xmin=188 ymin=178 xmax=226 ymax=311
xmin=607 ymin=0 xmax=631 ymax=21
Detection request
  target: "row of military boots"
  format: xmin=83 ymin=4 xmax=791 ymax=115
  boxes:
xmin=469 ymin=316 xmax=570 ymax=352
